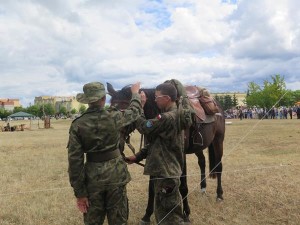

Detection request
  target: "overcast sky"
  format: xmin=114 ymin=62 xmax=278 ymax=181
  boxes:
xmin=1 ymin=0 xmax=299 ymax=107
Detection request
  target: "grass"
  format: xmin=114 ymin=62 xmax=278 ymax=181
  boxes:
xmin=0 ymin=118 xmax=299 ymax=225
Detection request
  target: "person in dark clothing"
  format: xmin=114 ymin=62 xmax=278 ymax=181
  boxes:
xmin=288 ymin=107 xmax=293 ymax=119
xmin=67 ymin=82 xmax=145 ymax=225
xmin=126 ymin=82 xmax=192 ymax=225
xmin=296 ymin=106 xmax=300 ymax=119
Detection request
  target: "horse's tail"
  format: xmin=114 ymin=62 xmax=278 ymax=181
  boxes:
xmin=208 ymin=143 xmax=217 ymax=179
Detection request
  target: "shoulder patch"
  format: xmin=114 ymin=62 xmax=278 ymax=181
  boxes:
xmin=146 ymin=120 xmax=153 ymax=128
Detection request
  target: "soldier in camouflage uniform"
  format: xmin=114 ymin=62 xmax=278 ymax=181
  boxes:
xmin=68 ymin=81 xmax=145 ymax=225
xmin=126 ymin=82 xmax=192 ymax=225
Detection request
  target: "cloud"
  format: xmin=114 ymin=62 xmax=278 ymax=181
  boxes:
xmin=0 ymin=0 xmax=299 ymax=107
xmin=228 ymin=0 xmax=300 ymax=59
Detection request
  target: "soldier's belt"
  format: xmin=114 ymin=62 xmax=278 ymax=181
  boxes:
xmin=86 ymin=149 xmax=120 ymax=162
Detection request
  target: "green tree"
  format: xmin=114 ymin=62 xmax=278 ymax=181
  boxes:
xmin=232 ymin=93 xmax=238 ymax=107
xmin=219 ymin=96 xmax=225 ymax=109
xmin=59 ymin=106 xmax=67 ymax=115
xmin=26 ymin=105 xmax=40 ymax=116
xmin=283 ymin=90 xmax=300 ymax=106
xmin=223 ymin=95 xmax=233 ymax=110
xmin=245 ymin=82 xmax=262 ymax=107
xmin=0 ymin=108 xmax=10 ymax=119
xmin=214 ymin=94 xmax=220 ymax=103
xmin=70 ymin=108 xmax=77 ymax=114
xmin=79 ymin=105 xmax=87 ymax=114
xmin=246 ymin=74 xmax=288 ymax=109
xmin=13 ymin=106 xmax=26 ymax=113
xmin=281 ymin=90 xmax=294 ymax=106
xmin=40 ymin=103 xmax=55 ymax=117
xmin=214 ymin=95 xmax=225 ymax=108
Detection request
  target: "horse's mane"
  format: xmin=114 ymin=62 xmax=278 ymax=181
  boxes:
xmin=140 ymin=88 xmax=160 ymax=119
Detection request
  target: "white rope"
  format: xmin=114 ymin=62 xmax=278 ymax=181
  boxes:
xmin=0 ymin=163 xmax=298 ymax=197
xmin=0 ymin=187 xmax=70 ymax=196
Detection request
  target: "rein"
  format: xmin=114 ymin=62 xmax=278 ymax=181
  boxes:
xmin=112 ymin=97 xmax=145 ymax=167
xmin=125 ymin=133 xmax=145 ymax=167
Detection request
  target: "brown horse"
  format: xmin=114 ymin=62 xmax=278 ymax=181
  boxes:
xmin=107 ymin=82 xmax=225 ymax=224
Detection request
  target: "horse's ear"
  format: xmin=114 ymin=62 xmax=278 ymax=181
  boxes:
xmin=107 ymin=83 xmax=117 ymax=96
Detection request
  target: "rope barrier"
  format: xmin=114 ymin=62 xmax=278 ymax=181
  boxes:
xmin=0 ymin=163 xmax=298 ymax=197
xmin=0 ymin=187 xmax=70 ymax=196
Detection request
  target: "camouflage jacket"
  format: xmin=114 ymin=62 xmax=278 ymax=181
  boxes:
xmin=135 ymin=104 xmax=184 ymax=177
xmin=68 ymin=93 xmax=143 ymax=197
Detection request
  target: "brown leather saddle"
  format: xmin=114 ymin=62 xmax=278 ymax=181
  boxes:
xmin=185 ymin=85 xmax=206 ymax=122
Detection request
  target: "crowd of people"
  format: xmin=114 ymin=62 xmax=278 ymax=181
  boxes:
xmin=225 ymin=106 xmax=300 ymax=120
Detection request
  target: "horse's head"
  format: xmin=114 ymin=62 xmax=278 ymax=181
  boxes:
xmin=107 ymin=82 xmax=132 ymax=110
xmin=107 ymin=82 xmax=160 ymax=119
xmin=107 ymin=83 xmax=160 ymax=153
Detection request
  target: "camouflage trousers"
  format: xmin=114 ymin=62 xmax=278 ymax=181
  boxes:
xmin=83 ymin=185 xmax=128 ymax=225
xmin=153 ymin=178 xmax=184 ymax=225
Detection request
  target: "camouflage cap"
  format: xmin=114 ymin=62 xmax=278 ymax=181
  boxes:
xmin=76 ymin=82 xmax=106 ymax=104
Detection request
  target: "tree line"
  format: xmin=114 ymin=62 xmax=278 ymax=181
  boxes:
xmin=215 ymin=74 xmax=299 ymax=110
xmin=1 ymin=74 xmax=299 ymax=118
xmin=0 ymin=103 xmax=87 ymax=119
xmin=245 ymin=74 xmax=300 ymax=109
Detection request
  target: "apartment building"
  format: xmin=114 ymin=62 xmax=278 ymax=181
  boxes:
xmin=0 ymin=98 xmax=21 ymax=111
xmin=34 ymin=96 xmax=86 ymax=112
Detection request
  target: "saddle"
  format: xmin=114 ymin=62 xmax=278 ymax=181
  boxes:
xmin=185 ymin=86 xmax=205 ymax=122
xmin=185 ymin=86 xmax=219 ymax=123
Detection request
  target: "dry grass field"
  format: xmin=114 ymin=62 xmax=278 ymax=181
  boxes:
xmin=0 ymin=118 xmax=299 ymax=225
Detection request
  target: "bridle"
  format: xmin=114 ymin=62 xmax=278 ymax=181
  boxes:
xmin=112 ymin=98 xmax=145 ymax=167
xmin=121 ymin=122 xmax=145 ymax=167
xmin=125 ymin=133 xmax=145 ymax=167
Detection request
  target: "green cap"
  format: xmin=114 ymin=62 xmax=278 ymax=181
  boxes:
xmin=76 ymin=82 xmax=106 ymax=104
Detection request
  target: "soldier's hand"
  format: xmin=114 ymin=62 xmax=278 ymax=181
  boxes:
xmin=77 ymin=197 xmax=89 ymax=213
xmin=125 ymin=155 xmax=136 ymax=164
xmin=140 ymin=91 xmax=146 ymax=107
xmin=131 ymin=82 xmax=141 ymax=94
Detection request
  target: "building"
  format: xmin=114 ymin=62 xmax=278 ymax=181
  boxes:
xmin=34 ymin=96 xmax=87 ymax=113
xmin=0 ymin=98 xmax=21 ymax=111
xmin=211 ymin=92 xmax=247 ymax=106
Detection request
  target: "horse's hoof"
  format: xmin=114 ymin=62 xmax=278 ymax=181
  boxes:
xmin=216 ymin=197 xmax=224 ymax=202
xmin=183 ymin=215 xmax=191 ymax=224
xmin=183 ymin=220 xmax=191 ymax=225
xmin=181 ymin=217 xmax=191 ymax=225
xmin=201 ymin=188 xmax=207 ymax=196
xmin=139 ymin=220 xmax=151 ymax=225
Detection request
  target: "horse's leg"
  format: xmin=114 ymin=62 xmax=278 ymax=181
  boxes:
xmin=179 ymin=154 xmax=191 ymax=223
xmin=140 ymin=177 xmax=154 ymax=224
xmin=195 ymin=150 xmax=207 ymax=194
xmin=209 ymin=139 xmax=224 ymax=201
